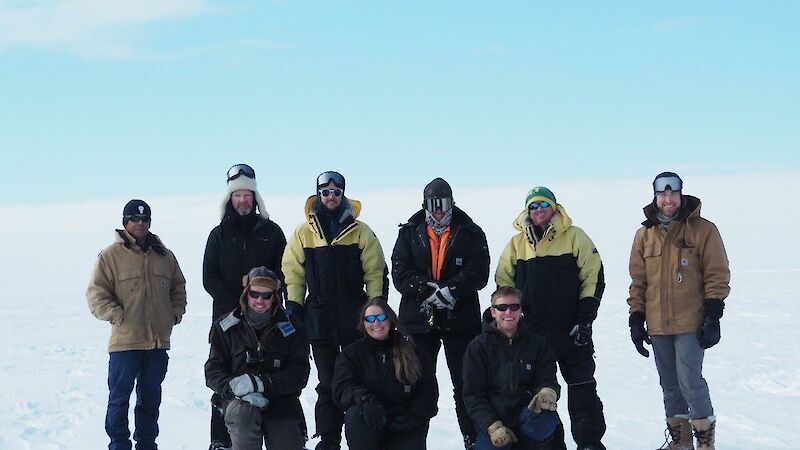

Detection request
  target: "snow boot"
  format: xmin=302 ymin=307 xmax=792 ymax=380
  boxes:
xmin=663 ymin=417 xmax=694 ymax=450
xmin=690 ymin=416 xmax=715 ymax=450
xmin=314 ymin=433 xmax=341 ymax=450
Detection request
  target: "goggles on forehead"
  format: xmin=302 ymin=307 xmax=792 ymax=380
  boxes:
xmin=317 ymin=171 xmax=345 ymax=189
xmin=653 ymin=175 xmax=682 ymax=193
xmin=423 ymin=197 xmax=453 ymax=213
xmin=227 ymin=164 xmax=256 ymax=183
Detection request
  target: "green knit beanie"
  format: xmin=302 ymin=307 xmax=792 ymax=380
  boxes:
xmin=524 ymin=186 xmax=557 ymax=208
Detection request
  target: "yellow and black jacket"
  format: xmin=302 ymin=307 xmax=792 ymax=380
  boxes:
xmin=495 ymin=204 xmax=604 ymax=351
xmin=282 ymin=196 xmax=388 ymax=345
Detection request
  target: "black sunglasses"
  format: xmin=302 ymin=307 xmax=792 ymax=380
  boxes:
xmin=319 ymin=188 xmax=343 ymax=197
xmin=227 ymin=164 xmax=256 ymax=182
xmin=125 ymin=215 xmax=151 ymax=223
xmin=248 ymin=290 xmax=274 ymax=300
xmin=492 ymin=303 xmax=522 ymax=312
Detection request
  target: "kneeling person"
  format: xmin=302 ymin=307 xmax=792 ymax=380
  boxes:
xmin=332 ymin=297 xmax=438 ymax=450
xmin=463 ymin=287 xmax=566 ymax=450
xmin=205 ymin=267 xmax=310 ymax=450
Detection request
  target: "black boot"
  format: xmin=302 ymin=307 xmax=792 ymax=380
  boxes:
xmin=315 ymin=433 xmax=341 ymax=450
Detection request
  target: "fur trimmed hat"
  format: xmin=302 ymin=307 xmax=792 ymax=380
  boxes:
xmin=524 ymin=186 xmax=557 ymax=209
xmin=239 ymin=266 xmax=281 ymax=310
xmin=220 ymin=169 xmax=268 ymax=220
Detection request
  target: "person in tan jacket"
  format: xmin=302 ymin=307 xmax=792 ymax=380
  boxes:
xmin=87 ymin=199 xmax=187 ymax=450
xmin=627 ymin=173 xmax=730 ymax=450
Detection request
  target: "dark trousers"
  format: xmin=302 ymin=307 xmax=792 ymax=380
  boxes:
xmin=412 ymin=330 xmax=476 ymax=439
xmin=344 ymin=405 xmax=429 ymax=450
xmin=554 ymin=345 xmax=606 ymax=449
xmin=106 ymin=349 xmax=169 ymax=450
xmin=311 ymin=343 xmax=344 ymax=441
xmin=225 ymin=398 xmax=305 ymax=450
xmin=211 ymin=393 xmax=232 ymax=446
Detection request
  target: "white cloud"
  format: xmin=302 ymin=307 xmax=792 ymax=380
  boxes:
xmin=0 ymin=0 xmax=219 ymax=58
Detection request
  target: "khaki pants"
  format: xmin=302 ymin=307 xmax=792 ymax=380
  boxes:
xmin=224 ymin=398 xmax=304 ymax=450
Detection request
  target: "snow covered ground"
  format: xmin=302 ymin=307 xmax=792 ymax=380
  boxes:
xmin=2 ymin=173 xmax=799 ymax=449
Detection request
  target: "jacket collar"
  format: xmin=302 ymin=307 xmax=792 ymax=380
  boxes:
xmin=114 ymin=229 xmax=167 ymax=256
xmin=641 ymin=195 xmax=702 ymax=228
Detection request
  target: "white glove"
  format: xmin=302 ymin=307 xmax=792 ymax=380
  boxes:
xmin=528 ymin=387 xmax=558 ymax=413
xmin=241 ymin=392 xmax=269 ymax=408
xmin=229 ymin=374 xmax=264 ymax=397
xmin=425 ymin=282 xmax=455 ymax=310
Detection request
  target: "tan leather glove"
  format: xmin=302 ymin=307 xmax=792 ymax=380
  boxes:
xmin=487 ymin=420 xmax=518 ymax=447
xmin=528 ymin=387 xmax=558 ymax=413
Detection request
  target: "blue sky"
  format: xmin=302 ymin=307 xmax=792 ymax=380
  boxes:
xmin=1 ymin=1 xmax=798 ymax=205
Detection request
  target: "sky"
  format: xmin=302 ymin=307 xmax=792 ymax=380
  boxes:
xmin=1 ymin=1 xmax=798 ymax=206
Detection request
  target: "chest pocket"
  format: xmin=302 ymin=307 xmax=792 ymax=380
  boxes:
xmin=153 ymin=267 xmax=172 ymax=290
xmin=117 ymin=269 xmax=143 ymax=296
xmin=518 ymin=358 xmax=536 ymax=385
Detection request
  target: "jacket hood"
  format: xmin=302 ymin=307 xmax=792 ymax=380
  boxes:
xmin=304 ymin=195 xmax=361 ymax=221
xmin=405 ymin=205 xmax=474 ymax=227
xmin=642 ymin=195 xmax=702 ymax=227
xmin=512 ymin=203 xmax=573 ymax=241
xmin=114 ymin=229 xmax=167 ymax=255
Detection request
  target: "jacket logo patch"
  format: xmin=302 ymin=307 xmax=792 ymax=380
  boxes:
xmin=404 ymin=385 xmax=412 ymax=393
xmin=526 ymin=363 xmax=532 ymax=370
xmin=455 ymin=257 xmax=463 ymax=266
xmin=273 ymin=358 xmax=281 ymax=368
xmin=277 ymin=321 xmax=296 ymax=337
xmin=159 ymin=279 xmax=168 ymax=288
xmin=680 ymin=258 xmax=689 ymax=267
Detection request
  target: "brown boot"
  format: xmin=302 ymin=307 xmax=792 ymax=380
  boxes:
xmin=666 ymin=417 xmax=694 ymax=450
xmin=690 ymin=416 xmax=716 ymax=450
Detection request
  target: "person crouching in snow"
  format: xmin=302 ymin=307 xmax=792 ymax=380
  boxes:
xmin=463 ymin=287 xmax=566 ymax=450
xmin=332 ymin=297 xmax=439 ymax=450
xmin=205 ymin=267 xmax=310 ymax=450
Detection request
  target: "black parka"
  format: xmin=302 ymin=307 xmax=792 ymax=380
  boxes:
xmin=392 ymin=207 xmax=490 ymax=335
xmin=203 ymin=207 xmax=287 ymax=320
xmin=205 ymin=306 xmax=310 ymax=421
xmin=331 ymin=333 xmax=438 ymax=429
xmin=462 ymin=309 xmax=560 ymax=433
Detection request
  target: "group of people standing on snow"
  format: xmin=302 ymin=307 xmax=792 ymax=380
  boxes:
xmin=87 ymin=165 xmax=730 ymax=450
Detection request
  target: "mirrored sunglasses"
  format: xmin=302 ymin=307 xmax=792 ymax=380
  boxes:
xmin=492 ymin=303 xmax=522 ymax=312
xmin=319 ymin=188 xmax=343 ymax=197
xmin=423 ymin=197 xmax=453 ymax=213
xmin=364 ymin=312 xmax=388 ymax=323
xmin=227 ymin=164 xmax=256 ymax=182
xmin=248 ymin=290 xmax=274 ymax=300
xmin=125 ymin=215 xmax=151 ymax=223
xmin=528 ymin=201 xmax=551 ymax=210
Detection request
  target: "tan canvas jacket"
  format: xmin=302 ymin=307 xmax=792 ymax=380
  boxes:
xmin=87 ymin=230 xmax=187 ymax=352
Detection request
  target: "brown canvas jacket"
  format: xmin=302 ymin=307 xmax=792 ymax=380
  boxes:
xmin=628 ymin=195 xmax=730 ymax=335
xmin=87 ymin=229 xmax=187 ymax=352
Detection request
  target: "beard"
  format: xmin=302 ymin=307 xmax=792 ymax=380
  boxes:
xmin=235 ymin=204 xmax=253 ymax=216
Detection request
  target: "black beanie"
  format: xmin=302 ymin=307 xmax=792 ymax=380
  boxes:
xmin=123 ymin=199 xmax=151 ymax=225
xmin=423 ymin=177 xmax=453 ymax=200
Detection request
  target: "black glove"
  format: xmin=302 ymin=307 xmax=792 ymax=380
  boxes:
xmin=569 ymin=323 xmax=592 ymax=347
xmin=360 ymin=398 xmax=387 ymax=430
xmin=697 ymin=299 xmax=724 ymax=349
xmin=576 ymin=297 xmax=601 ymax=323
xmin=387 ymin=413 xmax=420 ymax=432
xmin=629 ymin=312 xmax=651 ymax=357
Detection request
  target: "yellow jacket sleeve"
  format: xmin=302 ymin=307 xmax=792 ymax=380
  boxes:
xmin=282 ymin=225 xmax=308 ymax=305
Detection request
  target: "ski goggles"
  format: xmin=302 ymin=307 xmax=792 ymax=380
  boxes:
xmin=423 ymin=197 xmax=453 ymax=213
xmin=227 ymin=164 xmax=256 ymax=182
xmin=653 ymin=175 xmax=682 ymax=193
xmin=248 ymin=290 xmax=275 ymax=300
xmin=319 ymin=188 xmax=343 ymax=197
xmin=124 ymin=215 xmax=151 ymax=223
xmin=317 ymin=171 xmax=345 ymax=189
xmin=492 ymin=303 xmax=522 ymax=312
xmin=528 ymin=201 xmax=551 ymax=210
xmin=364 ymin=312 xmax=388 ymax=323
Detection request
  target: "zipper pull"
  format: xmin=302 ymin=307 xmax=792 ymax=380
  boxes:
xmin=381 ymin=353 xmax=386 ymax=364
xmin=677 ymin=272 xmax=683 ymax=283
